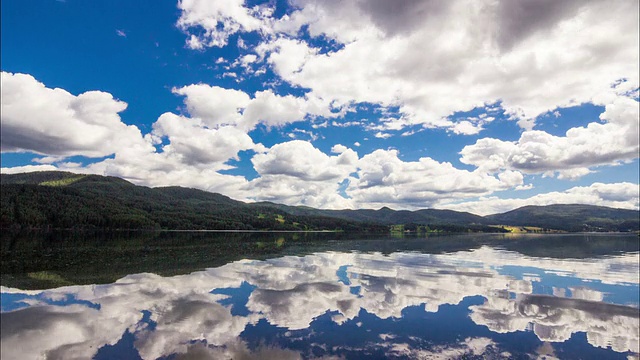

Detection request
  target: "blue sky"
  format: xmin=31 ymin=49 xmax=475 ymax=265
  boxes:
xmin=1 ymin=0 xmax=638 ymax=214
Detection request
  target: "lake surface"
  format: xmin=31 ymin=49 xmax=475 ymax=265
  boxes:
xmin=1 ymin=232 xmax=639 ymax=359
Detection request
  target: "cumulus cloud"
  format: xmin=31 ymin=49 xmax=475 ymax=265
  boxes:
xmin=150 ymin=113 xmax=259 ymax=165
xmin=0 ymin=164 xmax=59 ymax=174
xmin=252 ymin=140 xmax=357 ymax=182
xmin=3 ymin=55 xmax=637 ymax=212
xmin=258 ymin=0 xmax=638 ymax=131
xmin=177 ymin=0 xmax=639 ymax=135
xmin=242 ymin=90 xmax=309 ymax=129
xmin=244 ymin=142 xmax=529 ymax=209
xmin=1 ymin=72 xmax=146 ymax=159
xmin=331 ymin=144 xmax=348 ymax=154
xmin=346 ymin=149 xmax=524 ymax=209
xmin=176 ymin=0 xmax=271 ymax=49
xmin=120 ymin=0 xmax=640 ymax=211
xmin=0 ymin=73 xmax=256 ymax=198
xmin=460 ymin=97 xmax=640 ymax=178
xmin=172 ymin=84 xmax=250 ymax=128
xmin=1 ymin=73 xmax=368 ymax=202
xmin=172 ymin=84 xmax=336 ymax=131
xmin=246 ymin=140 xmax=357 ymax=208
xmin=450 ymin=120 xmax=485 ymax=135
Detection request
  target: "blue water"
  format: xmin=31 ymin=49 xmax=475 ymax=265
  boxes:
xmin=1 ymin=234 xmax=638 ymax=359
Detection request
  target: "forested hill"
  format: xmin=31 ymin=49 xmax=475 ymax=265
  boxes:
xmin=486 ymin=204 xmax=639 ymax=232
xmin=252 ymin=202 xmax=489 ymax=226
xmin=255 ymin=201 xmax=639 ymax=232
xmin=1 ymin=171 xmax=638 ymax=232
xmin=0 ymin=171 xmax=385 ymax=231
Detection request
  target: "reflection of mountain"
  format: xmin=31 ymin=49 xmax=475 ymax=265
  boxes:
xmin=1 ymin=247 xmax=638 ymax=359
xmin=5 ymin=231 xmax=638 ymax=290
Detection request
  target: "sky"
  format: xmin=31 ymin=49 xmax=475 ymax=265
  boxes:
xmin=1 ymin=0 xmax=639 ymax=215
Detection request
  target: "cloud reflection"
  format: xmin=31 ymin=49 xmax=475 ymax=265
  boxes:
xmin=471 ymin=293 xmax=639 ymax=353
xmin=1 ymin=247 xmax=638 ymax=359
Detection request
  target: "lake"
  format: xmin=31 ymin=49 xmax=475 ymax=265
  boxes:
xmin=1 ymin=231 xmax=639 ymax=359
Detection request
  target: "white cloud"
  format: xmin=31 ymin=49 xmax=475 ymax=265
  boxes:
xmin=242 ymin=90 xmax=308 ymax=129
xmin=245 ymin=140 xmax=358 ymax=208
xmin=1 ymin=74 xmax=336 ymax=205
xmin=167 ymin=0 xmax=640 ymax=213
xmin=244 ymin=142 xmax=529 ymax=209
xmin=3 ymin=70 xmax=637 ymax=214
xmin=252 ymin=140 xmax=357 ymax=182
xmin=240 ymin=53 xmax=256 ymax=65
xmin=172 ymin=84 xmax=250 ymax=128
xmin=1 ymin=72 xmax=146 ymax=159
xmin=470 ymin=293 xmax=639 ymax=353
xmin=176 ymin=0 xmax=270 ymax=48
xmin=32 ymin=156 xmax=66 ymax=165
xmin=172 ymin=84 xmax=336 ymax=131
xmin=331 ymin=144 xmax=348 ymax=154
xmin=150 ymin=113 xmax=259 ymax=165
xmin=346 ymin=149 xmax=523 ymax=209
xmin=460 ymin=97 xmax=640 ymax=178
xmin=180 ymin=0 xmax=638 ymax=132
xmin=0 ymin=164 xmax=59 ymax=174
xmin=440 ymin=182 xmax=640 ymax=216
xmin=374 ymin=132 xmax=392 ymax=139
xmin=0 ymin=73 xmax=258 ymax=199
xmin=450 ymin=120 xmax=484 ymax=135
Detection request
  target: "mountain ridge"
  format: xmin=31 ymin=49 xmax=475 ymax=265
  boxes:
xmin=1 ymin=171 xmax=638 ymax=232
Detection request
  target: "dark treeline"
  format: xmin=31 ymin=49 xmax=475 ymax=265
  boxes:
xmin=2 ymin=171 xmax=638 ymax=232
xmin=0 ymin=173 xmax=387 ymax=232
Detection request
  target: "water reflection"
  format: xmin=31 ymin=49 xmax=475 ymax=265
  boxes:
xmin=1 ymin=236 xmax=639 ymax=359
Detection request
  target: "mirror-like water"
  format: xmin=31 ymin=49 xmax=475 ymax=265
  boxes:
xmin=1 ymin=232 xmax=639 ymax=359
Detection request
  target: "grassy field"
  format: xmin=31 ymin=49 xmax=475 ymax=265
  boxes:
xmin=40 ymin=175 xmax=86 ymax=187
xmin=490 ymin=225 xmax=565 ymax=233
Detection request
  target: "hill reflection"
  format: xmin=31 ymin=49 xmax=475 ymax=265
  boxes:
xmin=1 ymin=234 xmax=639 ymax=359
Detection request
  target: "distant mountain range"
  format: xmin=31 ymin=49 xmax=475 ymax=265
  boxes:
xmin=1 ymin=171 xmax=638 ymax=232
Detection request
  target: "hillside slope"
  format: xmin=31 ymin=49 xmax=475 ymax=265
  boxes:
xmin=0 ymin=172 xmax=384 ymax=231
xmin=486 ymin=204 xmax=639 ymax=232
xmin=252 ymin=202 xmax=489 ymax=225
xmin=2 ymin=172 xmax=637 ymax=232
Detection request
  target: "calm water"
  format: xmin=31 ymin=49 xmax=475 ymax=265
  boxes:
xmin=1 ymin=232 xmax=639 ymax=359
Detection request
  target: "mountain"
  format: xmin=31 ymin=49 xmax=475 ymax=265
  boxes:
xmin=260 ymin=202 xmax=639 ymax=232
xmin=486 ymin=204 xmax=639 ymax=232
xmin=1 ymin=171 xmax=638 ymax=232
xmin=0 ymin=171 xmax=385 ymax=232
xmin=252 ymin=202 xmax=489 ymax=226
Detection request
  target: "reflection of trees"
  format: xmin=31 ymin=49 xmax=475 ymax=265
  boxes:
xmin=1 ymin=247 xmax=638 ymax=359
xmin=4 ymin=232 xmax=638 ymax=290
